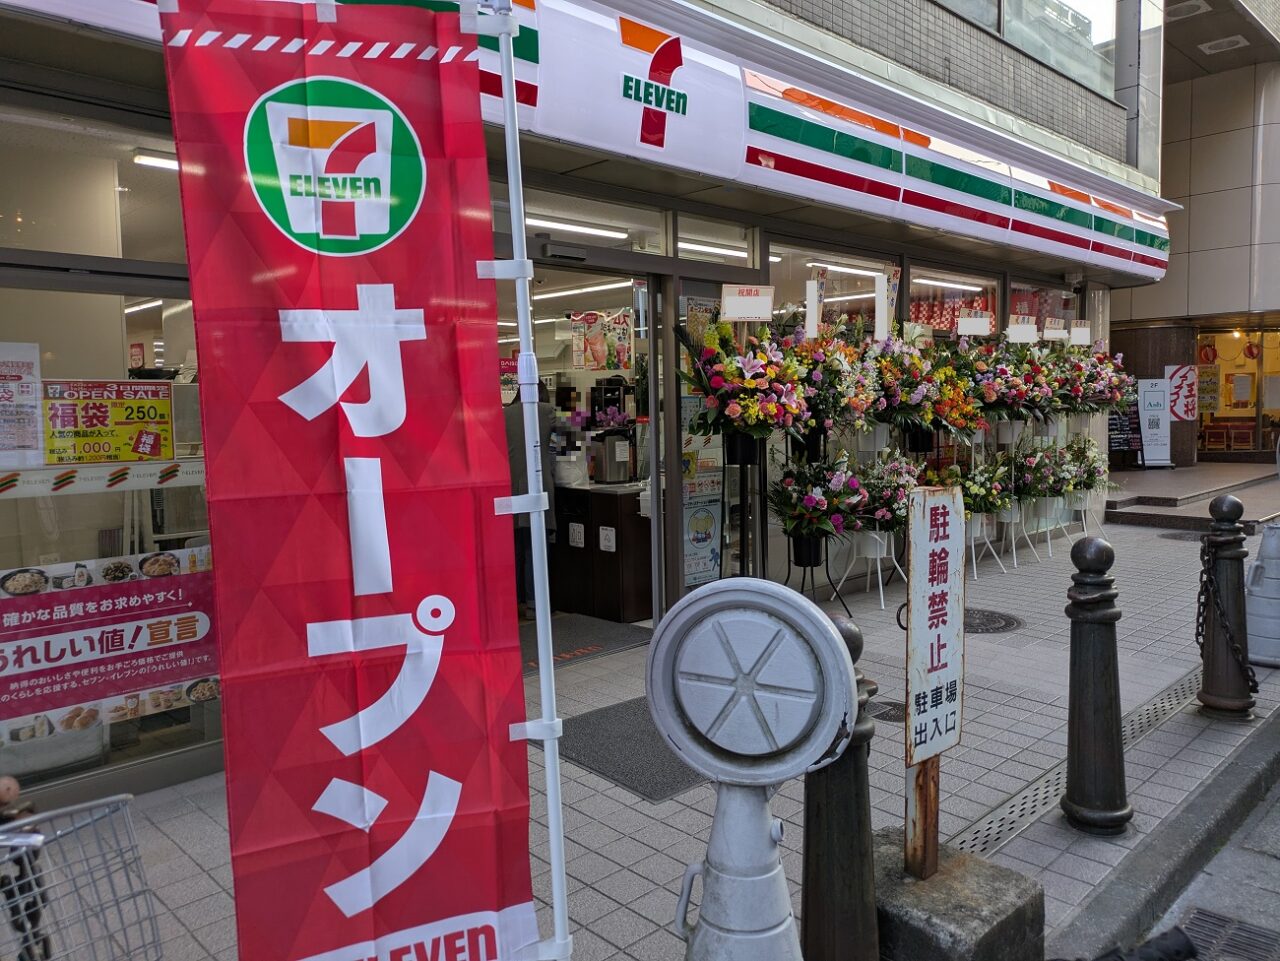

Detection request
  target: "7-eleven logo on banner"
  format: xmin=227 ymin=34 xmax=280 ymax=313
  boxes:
xmin=246 ymin=77 xmax=425 ymax=256
xmin=619 ymin=17 xmax=687 ymax=149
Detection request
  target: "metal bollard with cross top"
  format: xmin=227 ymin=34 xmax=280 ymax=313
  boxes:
xmin=1061 ymin=537 xmax=1133 ymax=836
xmin=647 ymin=579 xmax=858 ymax=961
xmin=1196 ymin=495 xmax=1259 ymax=721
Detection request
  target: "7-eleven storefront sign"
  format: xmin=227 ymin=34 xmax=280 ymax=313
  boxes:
xmin=157 ymin=2 xmax=537 ymax=960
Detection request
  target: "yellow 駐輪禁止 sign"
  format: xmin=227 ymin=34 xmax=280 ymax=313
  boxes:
xmin=43 ymin=381 xmax=174 ymax=465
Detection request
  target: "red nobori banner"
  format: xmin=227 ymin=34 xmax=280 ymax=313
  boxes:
xmin=158 ymin=2 xmax=536 ymax=960
xmin=0 ymin=571 xmax=218 ymax=717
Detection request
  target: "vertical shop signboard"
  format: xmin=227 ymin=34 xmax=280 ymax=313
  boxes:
xmin=0 ymin=343 xmax=42 ymax=468
xmin=1198 ymin=365 xmax=1221 ymax=415
xmin=1138 ymin=379 xmax=1173 ymax=466
xmin=1165 ymin=365 xmax=1198 ymax=422
xmin=157 ymin=3 xmax=536 ymax=961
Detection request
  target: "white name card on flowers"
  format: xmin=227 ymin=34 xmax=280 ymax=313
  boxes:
xmin=1043 ymin=317 xmax=1069 ymax=341
xmin=721 ymin=285 xmax=775 ymax=324
xmin=1006 ymin=315 xmax=1040 ymax=343
xmin=1071 ymin=319 xmax=1092 ymax=346
xmin=905 ymin=486 xmax=966 ymax=767
xmin=957 ymin=309 xmax=993 ymax=337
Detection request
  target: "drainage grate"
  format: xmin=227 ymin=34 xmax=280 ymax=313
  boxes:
xmin=965 ymin=609 xmax=1026 ymax=634
xmin=1181 ymin=908 xmax=1280 ymax=961
xmin=950 ymin=669 xmax=1203 ymax=855
xmin=867 ymin=699 xmax=907 ymax=723
xmin=1159 ymin=531 xmax=1206 ymax=542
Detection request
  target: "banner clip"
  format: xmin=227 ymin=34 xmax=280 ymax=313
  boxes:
xmin=510 ymin=718 xmax=562 ymax=743
xmin=477 ymin=258 xmax=534 ymax=281
xmin=494 ymin=492 xmax=548 ymax=517
xmin=460 ymin=1 xmax=519 ymax=37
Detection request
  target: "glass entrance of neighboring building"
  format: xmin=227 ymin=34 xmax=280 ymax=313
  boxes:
xmin=1197 ymin=328 xmax=1276 ymax=458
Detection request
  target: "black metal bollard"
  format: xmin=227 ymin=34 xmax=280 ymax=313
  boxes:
xmin=1197 ymin=495 xmax=1258 ymax=721
xmin=1061 ymin=537 xmax=1133 ymax=836
xmin=802 ymin=617 xmax=878 ymax=961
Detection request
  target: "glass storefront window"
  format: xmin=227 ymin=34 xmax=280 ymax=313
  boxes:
xmin=0 ymin=289 xmax=217 ymax=789
xmin=769 ymin=244 xmax=896 ymax=338
xmin=491 ymin=184 xmax=668 ymax=255
xmin=1196 ymin=329 xmax=1278 ymax=455
xmin=933 ymin=0 xmax=999 ymax=30
xmin=0 ymin=107 xmax=186 ymax=262
xmin=677 ymin=215 xmax=756 ymax=267
xmin=1010 ymin=282 xmax=1079 ymax=337
xmin=929 ymin=0 xmax=1116 ymax=97
xmin=1005 ymin=0 xmax=1115 ymax=96
xmin=906 ymin=266 xmax=999 ymax=339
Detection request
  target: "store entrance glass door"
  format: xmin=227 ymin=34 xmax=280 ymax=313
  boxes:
xmin=496 ymin=265 xmax=657 ymax=630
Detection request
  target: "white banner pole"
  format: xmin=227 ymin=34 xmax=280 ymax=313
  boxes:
xmin=471 ymin=2 xmax=573 ymax=958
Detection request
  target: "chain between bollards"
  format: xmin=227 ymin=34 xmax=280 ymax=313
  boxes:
xmin=1196 ymin=495 xmax=1257 ymax=721
xmin=1061 ymin=537 xmax=1133 ymax=836
xmin=801 ymin=617 xmax=879 ymax=961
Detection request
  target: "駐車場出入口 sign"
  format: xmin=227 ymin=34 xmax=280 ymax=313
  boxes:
xmin=0 ymin=571 xmax=217 ymax=718
xmin=43 ymin=380 xmax=173 ymax=465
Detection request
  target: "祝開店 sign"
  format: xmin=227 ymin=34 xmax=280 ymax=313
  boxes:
xmin=157 ymin=2 xmax=537 ymax=960
xmin=43 ymin=381 xmax=173 ymax=465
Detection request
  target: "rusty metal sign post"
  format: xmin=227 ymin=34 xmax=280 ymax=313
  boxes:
xmin=904 ymin=487 xmax=966 ymax=880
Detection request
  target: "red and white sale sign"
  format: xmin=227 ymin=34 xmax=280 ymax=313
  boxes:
xmin=158 ymin=2 xmax=536 ymax=960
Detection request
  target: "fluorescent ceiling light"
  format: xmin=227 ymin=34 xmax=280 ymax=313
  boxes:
xmin=533 ymin=280 xmax=632 ymax=301
xmin=912 ymin=278 xmax=984 ymax=292
xmin=535 ymin=318 xmax=563 ymax=325
xmin=124 ymin=299 xmax=163 ymax=314
xmin=526 ymin=217 xmax=629 ymax=240
xmin=497 ymin=322 xmax=519 ymax=328
xmin=807 ymin=261 xmax=880 ymax=278
xmin=827 ymin=293 xmax=876 ymax=303
xmin=679 ymin=241 xmax=748 ymax=259
xmin=769 ymin=255 xmax=782 ymax=263
xmin=133 ymin=149 xmax=179 ymax=171
xmin=498 ymin=337 xmax=520 ymax=344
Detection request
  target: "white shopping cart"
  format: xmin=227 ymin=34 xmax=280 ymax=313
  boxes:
xmin=0 ymin=796 xmax=162 ymax=961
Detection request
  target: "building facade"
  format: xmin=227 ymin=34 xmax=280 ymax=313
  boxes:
xmin=1112 ymin=1 xmax=1280 ymax=465
xmin=0 ymin=0 xmax=1171 ymax=802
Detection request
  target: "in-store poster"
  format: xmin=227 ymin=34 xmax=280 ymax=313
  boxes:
xmin=575 ymin=308 xmax=633 ymax=371
xmin=1198 ymin=365 xmax=1221 ymax=414
xmin=0 ymin=564 xmax=218 ymax=718
xmin=0 ymin=342 xmax=43 ymax=469
xmin=157 ymin=2 xmax=536 ymax=960
xmin=43 ymin=380 xmax=173 ymax=465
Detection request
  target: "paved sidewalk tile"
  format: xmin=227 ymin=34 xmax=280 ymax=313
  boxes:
xmin=125 ymin=525 xmax=1277 ymax=959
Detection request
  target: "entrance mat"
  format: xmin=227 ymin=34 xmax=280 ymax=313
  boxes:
xmin=557 ymin=697 xmax=706 ymax=803
xmin=519 ymin=614 xmax=652 ymax=677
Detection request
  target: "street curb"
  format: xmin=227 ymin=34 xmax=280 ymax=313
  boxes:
xmin=1046 ymin=704 xmax=1280 ymax=960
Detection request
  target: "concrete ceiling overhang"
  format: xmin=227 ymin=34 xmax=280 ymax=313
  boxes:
xmin=1165 ymin=0 xmax=1280 ymax=83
